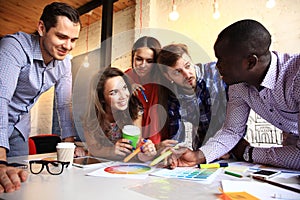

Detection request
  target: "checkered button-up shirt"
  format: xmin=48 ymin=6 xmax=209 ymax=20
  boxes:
xmin=0 ymin=32 xmax=76 ymax=151
xmin=201 ymin=51 xmax=300 ymax=170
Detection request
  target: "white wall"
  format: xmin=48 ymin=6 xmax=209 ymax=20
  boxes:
xmin=149 ymin=0 xmax=300 ymax=61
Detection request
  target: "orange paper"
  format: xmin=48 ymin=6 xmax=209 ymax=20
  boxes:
xmin=220 ymin=192 xmax=259 ymax=200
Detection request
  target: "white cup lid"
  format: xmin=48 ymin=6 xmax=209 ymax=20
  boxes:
xmin=56 ymin=142 xmax=76 ymax=148
xmin=122 ymin=125 xmax=140 ymax=136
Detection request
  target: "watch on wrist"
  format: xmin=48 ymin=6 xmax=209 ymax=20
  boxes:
xmin=243 ymin=146 xmax=254 ymax=163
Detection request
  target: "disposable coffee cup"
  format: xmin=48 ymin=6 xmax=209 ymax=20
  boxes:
xmin=56 ymin=142 xmax=75 ymax=167
xmin=122 ymin=125 xmax=141 ymax=148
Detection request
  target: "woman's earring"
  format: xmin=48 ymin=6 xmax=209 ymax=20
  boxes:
xmin=170 ymin=80 xmax=174 ymax=84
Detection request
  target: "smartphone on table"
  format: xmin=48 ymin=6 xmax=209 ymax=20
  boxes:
xmin=250 ymin=169 xmax=281 ymax=179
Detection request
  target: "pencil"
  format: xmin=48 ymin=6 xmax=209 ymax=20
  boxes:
xmin=224 ymin=170 xmax=243 ymax=178
xmin=149 ymin=150 xmax=172 ymax=166
xmin=252 ymin=176 xmax=300 ymax=193
xmin=149 ymin=144 xmax=180 ymax=166
xmin=123 ymin=139 xmax=148 ymax=163
xmin=140 ymin=90 xmax=148 ymax=102
xmin=123 ymin=148 xmax=141 ymax=163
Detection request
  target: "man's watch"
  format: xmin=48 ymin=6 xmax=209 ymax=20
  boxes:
xmin=243 ymin=146 xmax=254 ymax=163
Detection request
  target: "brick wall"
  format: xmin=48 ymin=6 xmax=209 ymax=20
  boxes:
xmin=31 ymin=0 xmax=300 ymax=139
xmin=30 ymin=87 xmax=54 ymax=136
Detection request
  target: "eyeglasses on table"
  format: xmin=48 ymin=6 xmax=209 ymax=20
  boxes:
xmin=29 ymin=160 xmax=70 ymax=175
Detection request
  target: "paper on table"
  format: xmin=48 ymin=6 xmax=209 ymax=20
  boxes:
xmin=150 ymin=167 xmax=221 ymax=184
xmin=86 ymin=162 xmax=152 ymax=179
xmin=248 ymin=164 xmax=300 ymax=174
xmin=221 ymin=180 xmax=300 ymax=200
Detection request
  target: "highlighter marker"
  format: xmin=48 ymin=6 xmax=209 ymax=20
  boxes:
xmin=140 ymin=90 xmax=148 ymax=102
xmin=198 ymin=163 xmax=228 ymax=169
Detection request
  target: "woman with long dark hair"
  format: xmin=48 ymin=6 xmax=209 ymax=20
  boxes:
xmin=84 ymin=67 xmax=156 ymax=162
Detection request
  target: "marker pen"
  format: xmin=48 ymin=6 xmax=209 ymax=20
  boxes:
xmin=224 ymin=170 xmax=243 ymax=178
xmin=198 ymin=163 xmax=228 ymax=169
xmin=140 ymin=90 xmax=148 ymax=102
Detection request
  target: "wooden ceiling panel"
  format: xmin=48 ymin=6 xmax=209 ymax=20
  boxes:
xmin=0 ymin=0 xmax=136 ymax=37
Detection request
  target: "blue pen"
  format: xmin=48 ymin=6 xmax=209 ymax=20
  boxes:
xmin=140 ymin=89 xmax=148 ymax=102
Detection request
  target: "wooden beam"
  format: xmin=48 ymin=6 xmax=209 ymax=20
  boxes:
xmin=77 ymin=0 xmax=118 ymax=68
xmin=77 ymin=0 xmax=103 ymax=16
xmin=100 ymin=0 xmax=117 ymax=68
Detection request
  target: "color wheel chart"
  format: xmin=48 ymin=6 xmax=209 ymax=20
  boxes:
xmin=104 ymin=164 xmax=151 ymax=174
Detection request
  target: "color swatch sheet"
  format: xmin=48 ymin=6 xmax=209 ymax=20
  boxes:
xmin=86 ymin=162 xmax=153 ymax=179
xmin=150 ymin=167 xmax=221 ymax=183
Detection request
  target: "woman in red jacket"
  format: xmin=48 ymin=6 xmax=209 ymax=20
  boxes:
xmin=126 ymin=36 xmax=173 ymax=147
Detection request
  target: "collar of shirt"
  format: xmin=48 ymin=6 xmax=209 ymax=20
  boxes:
xmin=32 ymin=34 xmax=44 ymax=62
xmin=194 ymin=64 xmax=203 ymax=82
xmin=259 ymin=51 xmax=278 ymax=90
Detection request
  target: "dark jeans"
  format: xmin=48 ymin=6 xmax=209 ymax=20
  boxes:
xmin=7 ymin=128 xmax=29 ymax=157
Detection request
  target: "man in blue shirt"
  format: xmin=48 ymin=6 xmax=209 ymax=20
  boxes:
xmin=0 ymin=2 xmax=81 ymax=193
xmin=157 ymin=43 xmax=227 ymax=151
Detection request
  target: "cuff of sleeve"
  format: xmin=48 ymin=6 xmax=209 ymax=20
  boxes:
xmin=199 ymin=146 xmax=214 ymax=163
xmin=61 ymin=127 xmax=76 ymax=139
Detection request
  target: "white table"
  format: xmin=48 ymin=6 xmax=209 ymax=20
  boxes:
xmin=1 ymin=153 xmax=299 ymax=200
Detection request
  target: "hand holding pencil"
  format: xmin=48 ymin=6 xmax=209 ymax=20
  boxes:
xmin=123 ymin=139 xmax=156 ymax=163
xmin=123 ymin=147 xmax=141 ymax=163
xmin=131 ymin=84 xmax=145 ymax=97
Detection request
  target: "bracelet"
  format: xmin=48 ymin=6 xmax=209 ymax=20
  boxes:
xmin=248 ymin=147 xmax=254 ymax=163
xmin=0 ymin=160 xmax=8 ymax=166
